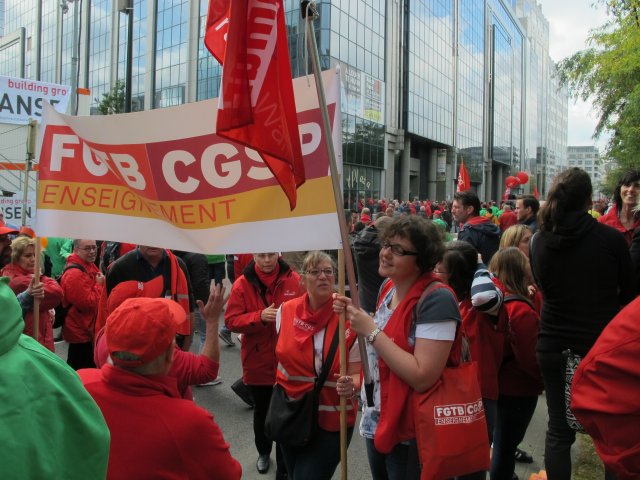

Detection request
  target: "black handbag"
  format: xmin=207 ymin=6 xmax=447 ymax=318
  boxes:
xmin=562 ymin=349 xmax=586 ymax=433
xmin=264 ymin=329 xmax=340 ymax=447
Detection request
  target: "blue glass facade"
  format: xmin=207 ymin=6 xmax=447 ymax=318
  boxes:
xmin=1 ymin=0 xmax=565 ymax=199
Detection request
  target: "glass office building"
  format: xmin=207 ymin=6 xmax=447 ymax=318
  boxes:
xmin=0 ymin=0 xmax=567 ymax=202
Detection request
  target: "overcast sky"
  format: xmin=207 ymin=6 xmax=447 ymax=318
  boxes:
xmin=536 ymin=0 xmax=610 ymax=148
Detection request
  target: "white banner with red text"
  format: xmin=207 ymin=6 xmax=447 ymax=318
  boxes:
xmin=35 ymin=70 xmax=342 ymax=254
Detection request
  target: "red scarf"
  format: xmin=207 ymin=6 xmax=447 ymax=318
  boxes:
xmin=254 ymin=262 xmax=281 ymax=301
xmin=293 ymin=293 xmax=333 ymax=345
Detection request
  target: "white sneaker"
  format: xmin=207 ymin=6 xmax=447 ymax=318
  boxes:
xmin=196 ymin=376 xmax=222 ymax=387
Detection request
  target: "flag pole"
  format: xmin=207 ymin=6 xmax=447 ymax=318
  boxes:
xmin=32 ymin=237 xmax=42 ymax=342
xmin=302 ymin=1 xmax=373 ymax=475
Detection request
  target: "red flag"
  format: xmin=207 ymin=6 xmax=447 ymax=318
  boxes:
xmin=204 ymin=0 xmax=305 ymax=209
xmin=533 ymin=186 xmax=540 ymax=200
xmin=457 ymin=160 xmax=470 ymax=192
xmin=502 ymin=187 xmax=511 ymax=201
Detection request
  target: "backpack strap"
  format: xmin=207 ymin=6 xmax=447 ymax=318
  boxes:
xmin=503 ymin=294 xmax=535 ymax=310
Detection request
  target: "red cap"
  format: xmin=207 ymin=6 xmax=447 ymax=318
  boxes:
xmin=106 ymin=297 xmax=186 ymax=367
xmin=0 ymin=222 xmax=19 ymax=236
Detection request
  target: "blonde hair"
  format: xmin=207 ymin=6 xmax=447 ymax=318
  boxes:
xmin=488 ymin=247 xmax=531 ymax=298
xmin=10 ymin=236 xmax=35 ymax=264
xmin=499 ymin=224 xmax=531 ymax=250
xmin=301 ymin=251 xmax=336 ymax=275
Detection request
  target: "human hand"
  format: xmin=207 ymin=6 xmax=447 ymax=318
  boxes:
xmin=332 ymin=293 xmax=351 ymax=314
xmin=197 ymin=282 xmax=227 ymax=323
xmin=335 ymin=374 xmax=356 ymax=397
xmin=27 ymin=277 xmax=44 ymax=299
xmin=261 ymin=303 xmax=277 ymax=322
xmin=95 ymin=273 xmax=105 ymax=285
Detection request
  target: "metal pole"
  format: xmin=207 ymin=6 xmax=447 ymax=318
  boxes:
xmin=125 ymin=1 xmax=133 ymax=113
xmin=23 ymin=119 xmax=37 ymax=228
xmin=301 ymin=0 xmax=373 ymax=397
xmin=70 ymin=0 xmax=80 ymax=115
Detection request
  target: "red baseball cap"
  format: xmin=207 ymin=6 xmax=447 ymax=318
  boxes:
xmin=0 ymin=222 xmax=19 ymax=236
xmin=106 ymin=297 xmax=186 ymax=367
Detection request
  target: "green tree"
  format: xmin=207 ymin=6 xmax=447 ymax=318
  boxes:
xmin=557 ymin=0 xmax=640 ymax=192
xmin=95 ymin=80 xmax=126 ymax=115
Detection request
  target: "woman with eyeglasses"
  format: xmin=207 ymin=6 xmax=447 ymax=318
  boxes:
xmin=224 ymin=252 xmax=304 ymax=479
xmin=333 ymin=216 xmax=460 ymax=479
xmin=273 ymin=251 xmax=361 ymax=479
xmin=2 ymin=236 xmax=63 ymax=351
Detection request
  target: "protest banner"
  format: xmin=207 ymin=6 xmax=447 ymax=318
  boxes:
xmin=35 ymin=70 xmax=342 ymax=254
xmin=0 ymin=76 xmax=71 ymax=124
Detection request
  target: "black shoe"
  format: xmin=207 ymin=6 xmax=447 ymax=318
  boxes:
xmin=231 ymin=378 xmax=255 ymax=408
xmin=256 ymin=454 xmax=270 ymax=474
xmin=514 ymin=447 xmax=533 ymax=463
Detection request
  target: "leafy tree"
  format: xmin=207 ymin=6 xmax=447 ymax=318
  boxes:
xmin=95 ymin=80 xmax=126 ymax=115
xmin=557 ymin=0 xmax=640 ymax=191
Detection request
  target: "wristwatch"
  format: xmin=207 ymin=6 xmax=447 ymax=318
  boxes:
xmin=366 ymin=327 xmax=382 ymax=344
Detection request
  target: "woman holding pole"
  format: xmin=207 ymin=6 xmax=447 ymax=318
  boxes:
xmin=274 ymin=251 xmax=361 ymax=480
xmin=2 ymin=236 xmax=62 ymax=351
xmin=333 ymin=216 xmax=460 ymax=479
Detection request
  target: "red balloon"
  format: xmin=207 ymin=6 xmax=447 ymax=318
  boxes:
xmin=516 ymin=172 xmax=529 ymax=184
xmin=505 ymin=176 xmax=520 ymax=189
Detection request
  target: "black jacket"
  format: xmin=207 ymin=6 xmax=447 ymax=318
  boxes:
xmin=353 ymin=224 xmax=385 ymax=314
xmin=530 ymin=212 xmax=635 ymax=356
xmin=458 ymin=216 xmax=501 ymax=264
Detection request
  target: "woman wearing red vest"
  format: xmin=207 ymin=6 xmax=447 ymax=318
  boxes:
xmin=275 ymin=251 xmax=360 ymax=479
xmin=334 ymin=216 xmax=460 ymax=479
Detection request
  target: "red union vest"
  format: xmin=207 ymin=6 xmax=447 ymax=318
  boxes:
xmin=373 ymin=274 xmax=455 ymax=453
xmin=276 ymin=296 xmax=358 ymax=431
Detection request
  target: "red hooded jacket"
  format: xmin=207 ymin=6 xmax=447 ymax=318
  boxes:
xmin=225 ymin=260 xmax=303 ymax=385
xmin=60 ymin=253 xmax=103 ymax=343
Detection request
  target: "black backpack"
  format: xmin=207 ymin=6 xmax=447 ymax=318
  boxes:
xmin=100 ymin=241 xmax=121 ymax=274
xmin=53 ymin=263 xmax=86 ymax=329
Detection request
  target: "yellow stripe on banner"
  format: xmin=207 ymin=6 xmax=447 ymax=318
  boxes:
xmin=37 ymin=177 xmax=337 ymax=229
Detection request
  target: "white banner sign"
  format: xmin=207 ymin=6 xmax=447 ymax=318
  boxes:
xmin=35 ymin=70 xmax=343 ymax=254
xmin=0 ymin=76 xmax=72 ymax=125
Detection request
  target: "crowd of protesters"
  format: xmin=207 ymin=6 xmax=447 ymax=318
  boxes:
xmin=1 ymin=167 xmax=639 ymax=480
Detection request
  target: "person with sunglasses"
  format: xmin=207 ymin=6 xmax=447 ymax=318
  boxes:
xmin=334 ymin=216 xmax=460 ymax=479
xmin=60 ymin=239 xmax=105 ymax=369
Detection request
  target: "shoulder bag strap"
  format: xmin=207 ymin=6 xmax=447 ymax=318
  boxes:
xmin=315 ymin=327 xmax=341 ymax=392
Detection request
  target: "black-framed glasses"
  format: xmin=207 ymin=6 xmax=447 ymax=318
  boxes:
xmin=305 ymin=268 xmax=335 ymax=277
xmin=381 ymin=242 xmax=418 ymax=257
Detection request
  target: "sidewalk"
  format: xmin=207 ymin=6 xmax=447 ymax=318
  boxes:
xmin=515 ymin=393 xmax=548 ymax=480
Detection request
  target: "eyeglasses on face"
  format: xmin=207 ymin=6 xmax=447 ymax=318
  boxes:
xmin=78 ymin=245 xmax=98 ymax=252
xmin=381 ymin=242 xmax=418 ymax=257
xmin=305 ymin=268 xmax=335 ymax=277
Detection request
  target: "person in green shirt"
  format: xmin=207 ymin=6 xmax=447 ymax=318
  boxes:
xmin=0 ymin=276 xmax=110 ymax=479
xmin=44 ymin=236 xmax=73 ymax=278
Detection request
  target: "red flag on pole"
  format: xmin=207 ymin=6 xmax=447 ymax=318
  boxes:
xmin=457 ymin=160 xmax=470 ymax=192
xmin=533 ymin=186 xmax=540 ymax=200
xmin=204 ymin=0 xmax=305 ymax=209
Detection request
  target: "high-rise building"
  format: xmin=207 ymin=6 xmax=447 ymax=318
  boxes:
xmin=567 ymin=146 xmax=605 ymax=199
xmin=1 ymin=0 xmax=567 ymax=204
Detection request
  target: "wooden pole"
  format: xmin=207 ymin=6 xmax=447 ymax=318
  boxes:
xmin=32 ymin=237 xmax=42 ymax=342
xmin=338 ymin=250 xmax=347 ymax=479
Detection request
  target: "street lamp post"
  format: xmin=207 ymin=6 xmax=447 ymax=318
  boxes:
xmin=60 ymin=0 xmax=80 ymax=115
xmin=118 ymin=0 xmax=134 ymax=113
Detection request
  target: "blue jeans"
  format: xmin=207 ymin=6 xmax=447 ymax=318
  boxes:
xmin=490 ymin=394 xmax=538 ymax=480
xmin=365 ymin=438 xmax=419 ymax=480
xmin=280 ymin=427 xmax=353 ymax=480
xmin=194 ymin=308 xmax=206 ymax=353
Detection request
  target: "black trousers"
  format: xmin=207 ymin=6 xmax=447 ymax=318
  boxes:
xmin=250 ymin=385 xmax=286 ymax=473
xmin=66 ymin=342 xmax=95 ymax=370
